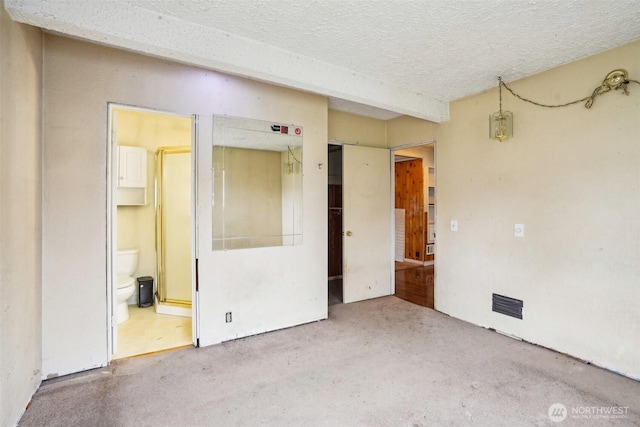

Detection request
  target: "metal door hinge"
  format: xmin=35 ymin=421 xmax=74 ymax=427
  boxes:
xmin=195 ymin=258 xmax=199 ymax=292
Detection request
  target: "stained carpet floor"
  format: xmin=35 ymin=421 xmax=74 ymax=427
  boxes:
xmin=19 ymin=296 xmax=640 ymax=426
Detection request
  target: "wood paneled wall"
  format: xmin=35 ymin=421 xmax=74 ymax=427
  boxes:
xmin=395 ymin=159 xmax=424 ymax=260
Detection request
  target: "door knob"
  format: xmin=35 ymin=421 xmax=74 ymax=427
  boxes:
xmin=346 ymin=230 xmax=353 ymax=236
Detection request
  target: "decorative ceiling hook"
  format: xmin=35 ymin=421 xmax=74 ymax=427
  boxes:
xmin=603 ymin=69 xmax=628 ymax=89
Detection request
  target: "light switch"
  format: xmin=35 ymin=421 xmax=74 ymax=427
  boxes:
xmin=514 ymin=224 xmax=524 ymax=238
xmin=450 ymin=220 xmax=458 ymax=232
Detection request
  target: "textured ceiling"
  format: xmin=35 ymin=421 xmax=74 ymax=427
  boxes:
xmin=136 ymin=0 xmax=640 ymax=99
xmin=6 ymin=0 xmax=640 ymax=121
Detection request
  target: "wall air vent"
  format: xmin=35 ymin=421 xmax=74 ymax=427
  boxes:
xmin=492 ymin=293 xmax=523 ymax=319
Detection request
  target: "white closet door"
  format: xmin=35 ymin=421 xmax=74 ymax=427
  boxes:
xmin=342 ymin=145 xmax=392 ymax=303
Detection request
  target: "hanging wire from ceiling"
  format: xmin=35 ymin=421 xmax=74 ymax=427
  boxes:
xmin=498 ymin=70 xmax=640 ymax=109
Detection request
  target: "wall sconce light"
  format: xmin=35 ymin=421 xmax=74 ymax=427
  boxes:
xmin=490 ymin=77 xmax=513 ymax=142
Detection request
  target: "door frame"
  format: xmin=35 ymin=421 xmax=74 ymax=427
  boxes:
xmin=106 ymin=103 xmax=198 ymax=360
xmin=390 ymin=139 xmax=437 ymax=296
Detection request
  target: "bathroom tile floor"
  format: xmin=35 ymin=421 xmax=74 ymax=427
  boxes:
xmin=114 ymin=305 xmax=192 ymax=359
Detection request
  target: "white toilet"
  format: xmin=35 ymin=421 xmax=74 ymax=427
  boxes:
xmin=116 ymin=249 xmax=139 ymax=323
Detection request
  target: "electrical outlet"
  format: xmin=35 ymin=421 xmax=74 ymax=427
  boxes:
xmin=225 ymin=312 xmax=232 ymax=323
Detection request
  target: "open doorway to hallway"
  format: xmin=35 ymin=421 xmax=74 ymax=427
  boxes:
xmin=393 ymin=142 xmax=436 ymax=309
xmin=108 ymin=105 xmax=194 ymax=359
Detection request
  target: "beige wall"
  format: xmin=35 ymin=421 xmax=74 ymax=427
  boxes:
xmin=116 ymin=109 xmax=192 ymax=301
xmin=42 ymin=34 xmax=328 ymax=377
xmin=328 ymin=109 xmax=438 ymax=150
xmin=436 ymin=40 xmax=640 ymax=378
xmin=0 ymin=4 xmax=42 ymax=425
xmin=328 ymin=109 xmax=387 ymax=148
xmin=387 ymin=115 xmax=438 ymax=148
xmin=395 ymin=145 xmax=434 ymax=166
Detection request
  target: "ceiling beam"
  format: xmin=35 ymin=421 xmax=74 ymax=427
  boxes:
xmin=6 ymin=0 xmax=448 ymax=122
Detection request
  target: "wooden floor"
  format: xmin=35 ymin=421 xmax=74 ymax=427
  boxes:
xmin=328 ymin=263 xmax=433 ymax=308
xmin=394 ymin=263 xmax=434 ymax=308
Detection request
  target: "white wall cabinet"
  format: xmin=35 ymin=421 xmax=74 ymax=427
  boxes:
xmin=118 ymin=146 xmax=146 ymax=187
xmin=117 ymin=146 xmax=147 ymax=205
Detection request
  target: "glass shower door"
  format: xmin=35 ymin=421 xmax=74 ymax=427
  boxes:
xmin=157 ymin=147 xmax=192 ymax=306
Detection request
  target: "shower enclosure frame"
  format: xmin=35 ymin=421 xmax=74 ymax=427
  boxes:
xmin=156 ymin=145 xmax=193 ymax=308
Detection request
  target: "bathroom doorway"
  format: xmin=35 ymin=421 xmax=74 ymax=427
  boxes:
xmin=108 ymin=104 xmax=194 ymax=360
